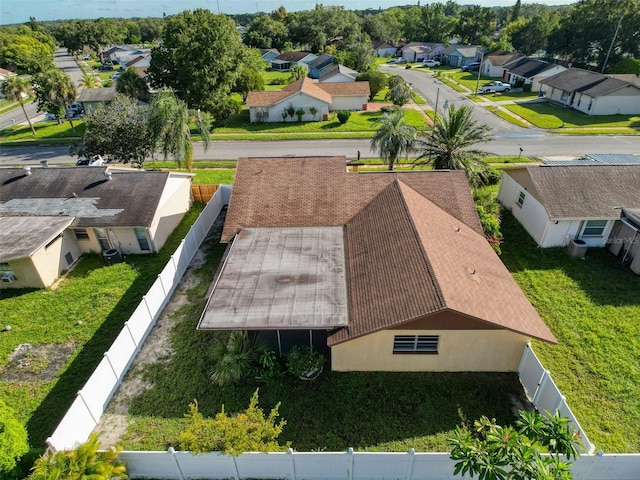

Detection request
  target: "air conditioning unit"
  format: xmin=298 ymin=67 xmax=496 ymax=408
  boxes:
xmin=567 ymin=239 xmax=588 ymax=259
xmin=1 ymin=273 xmax=16 ymax=283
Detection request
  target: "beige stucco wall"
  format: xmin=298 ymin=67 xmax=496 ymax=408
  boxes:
xmin=148 ymin=174 xmax=192 ymax=251
xmin=329 ymin=95 xmax=368 ymax=111
xmin=331 ymin=329 xmax=529 ymax=372
xmin=250 ymin=92 xmax=330 ymax=122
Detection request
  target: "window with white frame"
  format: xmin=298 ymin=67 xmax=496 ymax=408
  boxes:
xmin=134 ymin=227 xmax=150 ymax=251
xmin=517 ymin=191 xmax=526 ymax=207
xmin=393 ymin=335 xmax=439 ymax=354
xmin=582 ymin=220 xmax=607 ymax=236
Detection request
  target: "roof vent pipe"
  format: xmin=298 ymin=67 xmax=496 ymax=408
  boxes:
xmin=105 ymin=170 xmax=113 ymax=181
xmin=23 ymin=166 xmax=32 ymax=175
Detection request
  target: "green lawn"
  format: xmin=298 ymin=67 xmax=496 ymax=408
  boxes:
xmin=499 ymin=212 xmax=640 ymax=453
xmin=0 ymin=120 xmax=85 ymax=142
xmin=0 ymin=206 xmax=204 ymax=478
xmin=446 ymin=71 xmax=493 ymax=92
xmin=487 ymin=106 xmax=530 ymax=128
xmin=262 ymin=70 xmax=290 ymax=87
xmin=503 ymin=102 xmax=640 ymax=129
xmin=483 ymin=91 xmax=540 ymax=102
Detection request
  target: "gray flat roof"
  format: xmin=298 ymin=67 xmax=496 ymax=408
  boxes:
xmin=198 ymin=227 xmax=348 ymax=330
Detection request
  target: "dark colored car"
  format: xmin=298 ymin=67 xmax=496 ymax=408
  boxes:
xmin=461 ymin=62 xmax=481 ymax=72
xmin=98 ymin=64 xmax=114 ymax=71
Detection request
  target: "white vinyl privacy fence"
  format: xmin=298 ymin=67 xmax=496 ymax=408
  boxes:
xmin=46 ymin=186 xmax=232 ymax=452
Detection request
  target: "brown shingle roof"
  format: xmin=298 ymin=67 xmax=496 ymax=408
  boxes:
xmin=316 ymin=81 xmax=370 ymax=96
xmin=505 ymin=165 xmax=640 ymax=219
xmin=221 ymin=157 xmax=554 ymax=344
xmin=245 ymin=78 xmax=367 ymax=106
xmin=487 ymin=51 xmax=525 ymax=67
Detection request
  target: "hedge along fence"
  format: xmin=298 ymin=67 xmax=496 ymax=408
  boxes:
xmin=46 ymin=186 xmax=232 ymax=453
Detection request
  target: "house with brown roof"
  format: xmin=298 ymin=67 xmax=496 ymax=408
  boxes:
xmin=270 ymin=51 xmax=317 ymax=71
xmin=198 ymin=157 xmax=556 ymax=372
xmin=400 ymin=42 xmax=446 ymax=63
xmin=0 ymin=166 xmax=193 ymax=289
xmin=372 ymin=41 xmax=397 ymax=58
xmin=497 ymin=162 xmax=640 ymax=250
xmin=540 ymin=68 xmax=640 ymax=115
xmin=245 ymin=77 xmax=369 ymax=122
xmin=481 ymin=51 xmax=525 ymax=78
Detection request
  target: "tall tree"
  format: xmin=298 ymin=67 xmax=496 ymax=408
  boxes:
xmin=287 ymin=6 xmax=361 ymax=52
xmin=356 ymin=70 xmax=387 ymax=100
xmin=510 ymin=0 xmax=523 ymax=22
xmin=510 ymin=10 xmax=560 ymax=55
xmin=147 ymin=89 xmax=211 ymax=172
xmin=115 ymin=66 xmax=149 ymax=100
xmin=233 ymin=67 xmax=265 ymax=101
xmin=244 ymin=15 xmax=288 ymax=50
xmin=33 ymin=68 xmax=77 ymax=128
xmin=79 ymin=73 xmax=101 ymax=88
xmin=414 ymin=105 xmax=495 ymax=187
xmin=386 ymin=75 xmax=412 ymax=106
xmin=0 ymin=29 xmax=55 ymax=74
xmin=1 ymin=75 xmax=36 ymax=135
xmin=288 ymin=64 xmax=308 ymax=81
xmin=147 ymin=9 xmax=245 ymax=117
xmin=421 ymin=3 xmax=455 ymax=44
xmin=456 ymin=6 xmax=496 ymax=45
xmin=371 ymin=111 xmax=417 ymax=171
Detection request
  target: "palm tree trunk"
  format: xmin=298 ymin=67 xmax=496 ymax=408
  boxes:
xmin=67 ymin=118 xmax=75 ymax=133
xmin=19 ymin=99 xmax=36 ymax=136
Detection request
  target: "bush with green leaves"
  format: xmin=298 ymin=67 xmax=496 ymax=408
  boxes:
xmin=286 ymin=346 xmax=325 ymax=379
xmin=210 ymin=331 xmax=261 ymax=386
xmin=449 ymin=410 xmax=581 ymax=480
xmin=0 ymin=400 xmax=29 ymax=475
xmin=178 ymin=389 xmax=289 ymax=455
xmin=337 ymin=110 xmax=351 ymax=124
xmin=295 ymin=107 xmax=305 ymax=122
xmin=28 ymin=433 xmax=126 ymax=480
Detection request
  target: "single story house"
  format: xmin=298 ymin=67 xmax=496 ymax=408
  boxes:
xmin=372 ymin=41 xmax=397 ymax=58
xmin=497 ymin=163 xmax=640 ymax=248
xmin=245 ymin=77 xmax=369 ymax=122
xmin=77 ymin=87 xmax=117 ymax=113
xmin=0 ymin=166 xmax=193 ymax=289
xmin=502 ymin=57 xmax=566 ymax=92
xmin=111 ymin=49 xmax=151 ymax=69
xmin=608 ymin=208 xmax=640 ymax=275
xmin=270 ymin=51 xmax=317 ymax=72
xmin=481 ymin=51 xmax=525 ymax=78
xmin=100 ymin=45 xmax=133 ymax=64
xmin=319 ymin=64 xmax=359 ymax=83
xmin=442 ymin=45 xmax=486 ymax=67
xmin=307 ymin=54 xmax=336 ymax=79
xmin=124 ymin=55 xmax=151 ymax=77
xmin=540 ymin=68 xmax=640 ymax=115
xmin=260 ymin=48 xmax=280 ymax=67
xmin=198 ymin=157 xmax=556 ymax=372
xmin=400 ymin=42 xmax=445 ymax=62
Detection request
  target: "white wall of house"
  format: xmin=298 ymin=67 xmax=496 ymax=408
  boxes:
xmin=249 ymin=92 xmax=329 ymax=122
xmin=329 ymin=95 xmax=368 ymax=111
xmin=482 ymin=61 xmax=506 ymax=78
xmin=530 ymin=66 xmax=566 ymax=92
xmin=546 ymin=85 xmax=640 ymax=115
xmin=149 ymin=174 xmax=193 ymax=252
xmin=331 ymin=328 xmax=529 ymax=372
xmin=377 ymin=47 xmax=397 ymax=57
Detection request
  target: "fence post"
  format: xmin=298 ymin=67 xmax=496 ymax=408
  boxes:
xmin=77 ymin=390 xmax=100 ymax=425
xmin=230 ymin=455 xmax=240 ymax=480
xmin=532 ymin=370 xmax=551 ymax=404
xmin=348 ymin=448 xmax=354 ymax=480
xmin=168 ymin=448 xmax=185 ymax=480
xmin=287 ymin=448 xmax=296 ymax=480
xmin=157 ymin=274 xmax=167 ymax=297
xmin=143 ymin=295 xmax=155 ymax=322
xmin=556 ymin=395 xmax=566 ymax=413
xmin=517 ymin=342 xmax=532 ymax=374
xmin=405 ymin=448 xmax=415 ymax=480
xmin=125 ymin=321 xmax=138 ymax=347
xmin=103 ymin=352 xmax=120 ymax=381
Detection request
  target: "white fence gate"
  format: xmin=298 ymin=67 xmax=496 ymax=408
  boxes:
xmin=46 ymin=186 xmax=232 ymax=452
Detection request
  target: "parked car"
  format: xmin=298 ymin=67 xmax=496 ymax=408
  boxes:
xmin=76 ymin=155 xmax=105 ymax=166
xmin=395 ymin=57 xmax=407 ymax=64
xmin=98 ymin=64 xmax=114 ymax=71
xmin=480 ymin=81 xmax=512 ymax=94
xmin=110 ymin=72 xmax=122 ymax=80
xmin=461 ymin=62 xmax=481 ymax=72
xmin=44 ymin=112 xmax=58 ymax=121
xmin=422 ymin=60 xmax=441 ymax=67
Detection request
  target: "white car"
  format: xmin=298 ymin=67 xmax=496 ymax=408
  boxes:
xmin=480 ymin=81 xmax=511 ymax=93
xmin=422 ymin=60 xmax=441 ymax=67
xmin=76 ymin=155 xmax=106 ymax=166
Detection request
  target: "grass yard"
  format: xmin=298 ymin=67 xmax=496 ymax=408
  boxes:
xmin=500 ymin=212 xmax=640 ymax=453
xmin=0 ymin=205 xmax=204 ymax=477
xmin=503 ymin=102 xmax=640 ymax=130
xmin=487 ymin=106 xmax=531 ymax=128
xmin=0 ymin=119 xmax=85 ymax=142
xmin=262 ymin=69 xmax=291 ymax=86
xmin=483 ymin=91 xmax=540 ymax=102
xmin=445 ymin=71 xmax=493 ymax=92
xmin=118 ymin=224 xmax=527 ymax=453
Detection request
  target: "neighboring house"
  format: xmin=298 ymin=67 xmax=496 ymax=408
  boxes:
xmin=442 ymin=45 xmax=485 ymax=67
xmin=481 ymin=51 xmax=525 ymax=77
xmin=608 ymin=208 xmax=640 ymax=275
xmin=319 ymin=64 xmax=359 ymax=83
xmin=308 ymin=54 xmax=336 ymax=79
xmin=245 ymin=77 xmax=369 ymax=122
xmin=0 ymin=67 xmax=16 ymax=98
xmin=124 ymin=55 xmax=151 ymax=77
xmin=497 ymin=162 xmax=640 ymax=249
xmin=270 ymin=51 xmax=317 ymax=71
xmin=502 ymin=57 xmax=566 ymax=92
xmin=260 ymin=48 xmax=280 ymax=67
xmin=198 ymin=157 xmax=556 ymax=373
xmin=111 ymin=49 xmax=151 ymax=69
xmin=100 ymin=45 xmax=133 ymax=64
xmin=77 ymin=87 xmax=117 ymax=113
xmin=372 ymin=41 xmax=397 ymax=58
xmin=540 ymin=68 xmax=640 ymax=115
xmin=0 ymin=166 xmax=193 ymax=289
xmin=400 ymin=42 xmax=445 ymax=62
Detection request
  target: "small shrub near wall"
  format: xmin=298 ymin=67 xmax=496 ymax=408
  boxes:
xmin=337 ymin=110 xmax=351 ymax=124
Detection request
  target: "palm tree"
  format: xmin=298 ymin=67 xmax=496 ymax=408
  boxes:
xmin=79 ymin=73 xmax=101 ymax=88
xmin=28 ymin=433 xmax=126 ymax=480
xmin=147 ymin=89 xmax=211 ymax=172
xmin=371 ymin=111 xmax=417 ymax=171
xmin=414 ymin=105 xmax=495 ymax=187
xmin=34 ymin=69 xmax=77 ymax=128
xmin=1 ymin=76 xmax=36 ymax=135
xmin=115 ymin=67 xmax=149 ymax=100
xmin=210 ymin=331 xmax=261 ymax=386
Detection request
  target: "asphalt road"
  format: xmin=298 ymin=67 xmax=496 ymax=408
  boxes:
xmin=3 ymin=135 xmax=640 ymax=167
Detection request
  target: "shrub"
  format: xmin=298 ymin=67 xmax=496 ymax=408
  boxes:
xmin=286 ymin=104 xmax=296 ymax=120
xmin=286 ymin=346 xmax=325 ymax=380
xmin=337 ymin=110 xmax=351 ymax=124
xmin=270 ymin=77 xmax=288 ymax=85
xmin=178 ymin=389 xmax=289 ymax=455
xmin=210 ymin=331 xmax=260 ymax=386
xmin=523 ymin=83 xmax=532 ymax=92
xmin=0 ymin=401 xmax=29 ymax=476
xmin=380 ymin=105 xmax=401 ymax=114
xmin=309 ymin=106 xmax=318 ymax=120
xmin=295 ymin=107 xmax=305 ymax=122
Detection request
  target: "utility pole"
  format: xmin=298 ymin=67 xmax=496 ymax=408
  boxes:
xmin=475 ymin=50 xmax=485 ymax=94
xmin=602 ymin=9 xmax=625 ymax=73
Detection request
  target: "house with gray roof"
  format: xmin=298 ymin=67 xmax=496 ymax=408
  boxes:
xmin=372 ymin=41 xmax=397 ymax=58
xmin=198 ymin=156 xmax=556 ymax=373
xmin=400 ymin=42 xmax=445 ymax=63
xmin=77 ymin=87 xmax=117 ymax=113
xmin=319 ymin=64 xmax=359 ymax=83
xmin=481 ymin=51 xmax=525 ymax=77
xmin=270 ymin=51 xmax=317 ymax=71
xmin=307 ymin=54 xmax=336 ymax=79
xmin=498 ymin=164 xmax=640 ymax=253
xmin=540 ymin=68 xmax=640 ymax=115
xmin=502 ymin=57 xmax=566 ymax=92
xmin=442 ymin=45 xmax=486 ymax=67
xmin=0 ymin=166 xmax=193 ymax=288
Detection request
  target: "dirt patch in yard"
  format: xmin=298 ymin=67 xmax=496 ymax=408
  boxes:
xmin=0 ymin=342 xmax=76 ymax=383
xmin=94 ymin=210 xmax=225 ymax=448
